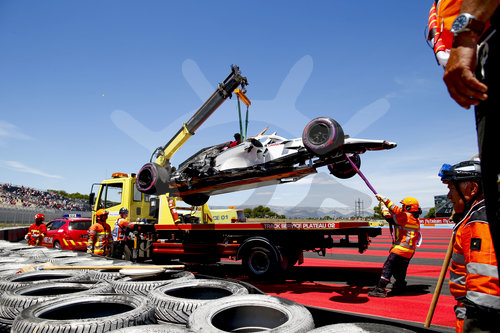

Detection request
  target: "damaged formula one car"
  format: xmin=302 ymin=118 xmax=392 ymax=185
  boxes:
xmin=136 ymin=66 xmax=396 ymax=206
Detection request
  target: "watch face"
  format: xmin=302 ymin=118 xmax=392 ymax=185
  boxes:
xmin=451 ymin=14 xmax=469 ymax=33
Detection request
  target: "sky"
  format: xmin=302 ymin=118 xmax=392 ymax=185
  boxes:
xmin=0 ymin=1 xmax=479 ymax=211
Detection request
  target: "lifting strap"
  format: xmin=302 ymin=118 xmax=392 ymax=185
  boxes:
xmin=235 ymin=89 xmax=251 ymax=140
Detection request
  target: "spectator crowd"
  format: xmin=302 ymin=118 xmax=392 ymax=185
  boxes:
xmin=0 ymin=183 xmax=88 ymax=211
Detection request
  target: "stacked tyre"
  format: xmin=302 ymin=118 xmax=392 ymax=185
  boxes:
xmin=0 ymin=239 xmax=417 ymax=332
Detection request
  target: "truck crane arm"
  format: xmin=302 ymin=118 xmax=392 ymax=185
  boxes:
xmin=136 ymin=65 xmax=248 ymax=196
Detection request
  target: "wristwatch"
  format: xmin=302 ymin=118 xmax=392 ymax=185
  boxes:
xmin=451 ymin=13 xmax=485 ymax=36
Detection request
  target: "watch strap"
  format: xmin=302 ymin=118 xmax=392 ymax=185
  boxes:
xmin=468 ymin=17 xmax=486 ymax=35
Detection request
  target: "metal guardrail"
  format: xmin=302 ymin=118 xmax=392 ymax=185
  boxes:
xmin=0 ymin=205 xmax=91 ymax=225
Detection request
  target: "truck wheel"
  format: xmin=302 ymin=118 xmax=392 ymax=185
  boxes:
xmin=53 ymin=241 xmax=62 ymax=249
xmin=302 ymin=117 xmax=344 ymax=156
xmin=242 ymin=245 xmax=286 ymax=280
xmin=11 ymin=294 xmax=156 ymax=333
xmin=149 ymin=279 xmax=248 ymax=325
xmin=181 ymin=194 xmax=209 ymax=207
xmin=308 ymin=323 xmax=417 ymax=333
xmin=0 ymin=281 xmax=113 ymax=331
xmin=111 ymin=270 xmax=194 ymax=296
xmin=327 ymin=153 xmax=361 ymax=179
xmin=188 ymin=294 xmax=314 ymax=333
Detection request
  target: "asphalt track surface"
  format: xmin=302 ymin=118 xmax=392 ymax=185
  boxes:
xmin=193 ymin=226 xmax=456 ymax=333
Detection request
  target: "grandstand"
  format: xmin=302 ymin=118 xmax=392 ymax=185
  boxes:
xmin=1 ymin=183 xmax=89 ymax=211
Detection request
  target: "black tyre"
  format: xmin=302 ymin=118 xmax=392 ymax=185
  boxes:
xmin=111 ymin=270 xmax=194 ymax=296
xmin=149 ymin=279 xmax=249 ymax=324
xmin=302 ymin=117 xmax=344 ymax=156
xmin=241 ymin=244 xmax=286 ymax=280
xmin=308 ymin=323 xmax=417 ymax=333
xmin=88 ymin=268 xmax=123 ymax=281
xmin=11 ymin=294 xmax=156 ymax=333
xmin=188 ymin=294 xmax=314 ymax=333
xmin=0 ymin=271 xmax=89 ymax=294
xmin=108 ymin=324 xmax=189 ymax=332
xmin=180 ymin=194 xmax=210 ymax=207
xmin=327 ymin=153 xmax=361 ymax=179
xmin=0 ymin=281 xmax=114 ymax=331
xmin=53 ymin=241 xmax=62 ymax=249
xmin=136 ymin=162 xmax=171 ymax=195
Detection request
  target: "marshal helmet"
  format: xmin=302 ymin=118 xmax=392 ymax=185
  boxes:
xmin=400 ymin=197 xmax=421 ymax=213
xmin=439 ymin=160 xmax=481 ymax=183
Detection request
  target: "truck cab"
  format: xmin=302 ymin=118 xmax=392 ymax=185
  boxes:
xmin=89 ymin=172 xmax=154 ymax=229
xmin=90 ymin=172 xmax=245 ymax=229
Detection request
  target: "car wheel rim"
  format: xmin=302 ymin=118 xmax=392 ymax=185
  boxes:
xmin=308 ymin=123 xmax=331 ymax=145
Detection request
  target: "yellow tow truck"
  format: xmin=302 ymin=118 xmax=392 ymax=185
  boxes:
xmin=89 ymin=66 xmax=382 ymax=279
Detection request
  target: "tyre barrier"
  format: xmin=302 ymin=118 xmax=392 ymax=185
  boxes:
xmin=148 ymin=278 xmax=249 ymax=325
xmin=111 ymin=270 xmax=195 ymax=296
xmin=308 ymin=322 xmax=418 ymax=333
xmin=0 ymin=240 xmax=433 ymax=333
xmin=11 ymin=294 xmax=157 ymax=333
xmin=0 ymin=281 xmax=114 ymax=332
xmin=108 ymin=324 xmax=190 ymax=333
xmin=0 ymin=271 xmax=90 ymax=295
xmin=187 ymin=294 xmax=315 ymax=333
xmin=88 ymin=264 xmax=147 ymax=281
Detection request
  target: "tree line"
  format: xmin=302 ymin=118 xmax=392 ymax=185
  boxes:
xmin=244 ymin=205 xmax=286 ymax=219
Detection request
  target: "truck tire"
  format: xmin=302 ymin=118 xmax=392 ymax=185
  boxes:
xmin=111 ymin=270 xmax=194 ymax=296
xmin=0 ymin=282 xmax=114 ymax=332
xmin=308 ymin=323 xmax=417 ymax=333
xmin=11 ymin=294 xmax=156 ymax=333
xmin=0 ymin=271 xmax=89 ymax=294
xmin=241 ymin=243 xmax=287 ymax=280
xmin=302 ymin=117 xmax=344 ymax=156
xmin=108 ymin=324 xmax=189 ymax=333
xmin=188 ymin=294 xmax=314 ymax=333
xmin=327 ymin=153 xmax=361 ymax=179
xmin=149 ymin=279 xmax=249 ymax=324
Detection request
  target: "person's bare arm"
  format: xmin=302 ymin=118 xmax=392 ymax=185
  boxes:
xmin=443 ymin=0 xmax=500 ymax=109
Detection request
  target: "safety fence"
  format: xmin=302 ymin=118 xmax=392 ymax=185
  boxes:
xmin=0 ymin=205 xmax=91 ymax=225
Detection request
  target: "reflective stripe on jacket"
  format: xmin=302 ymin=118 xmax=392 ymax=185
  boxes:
xmin=27 ymin=223 xmax=47 ymax=246
xmin=383 ymin=199 xmax=421 ymax=259
xmin=450 ymin=222 xmax=467 ymax=303
xmin=454 ymin=200 xmax=500 ymax=311
xmin=87 ymin=222 xmax=112 ymax=255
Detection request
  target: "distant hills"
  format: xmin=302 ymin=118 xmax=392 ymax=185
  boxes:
xmin=213 ymin=205 xmax=431 ymax=219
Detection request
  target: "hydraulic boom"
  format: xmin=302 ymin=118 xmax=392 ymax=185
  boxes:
xmin=136 ymin=65 xmax=248 ymax=195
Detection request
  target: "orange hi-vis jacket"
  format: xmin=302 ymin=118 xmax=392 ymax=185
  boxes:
xmin=453 ymin=200 xmax=500 ymax=312
xmin=114 ymin=218 xmax=131 ymax=242
xmin=450 ymin=221 xmax=467 ymax=332
xmin=381 ymin=198 xmax=421 ymax=259
xmin=427 ymin=0 xmax=491 ymax=66
xmin=26 ymin=223 xmax=47 ymax=246
xmin=87 ymin=222 xmax=112 ymax=256
xmin=428 ymin=0 xmax=460 ymax=56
